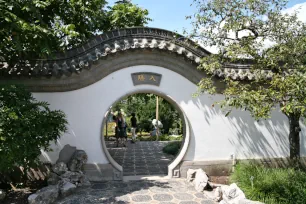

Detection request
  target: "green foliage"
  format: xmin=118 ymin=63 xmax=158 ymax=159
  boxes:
xmin=0 ymin=0 xmax=151 ymax=62
xmin=105 ymin=1 xmax=151 ymax=30
xmin=162 ymin=141 xmax=182 ymax=156
xmin=137 ymin=119 xmax=153 ymax=133
xmin=112 ymin=93 xmax=183 ymax=134
xmin=190 ymin=0 xmax=306 ymax=159
xmin=139 ymin=134 xmax=183 ymax=142
xmin=0 ymin=85 xmax=67 ymax=173
xmin=104 ymin=121 xmax=116 ymax=136
xmin=231 ymin=163 xmax=306 ymax=204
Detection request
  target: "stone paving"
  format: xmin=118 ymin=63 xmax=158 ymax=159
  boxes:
xmin=106 ymin=141 xmax=175 ymax=176
xmin=56 ymin=179 xmax=218 ymax=204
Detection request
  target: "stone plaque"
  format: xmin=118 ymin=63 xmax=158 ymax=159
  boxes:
xmin=131 ymin=72 xmax=162 ymax=86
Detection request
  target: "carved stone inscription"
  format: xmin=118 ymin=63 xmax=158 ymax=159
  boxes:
xmin=131 ymin=72 xmax=162 ymax=86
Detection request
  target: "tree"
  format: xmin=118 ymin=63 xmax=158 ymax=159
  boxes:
xmin=0 ymin=0 xmax=151 ymax=63
xmin=190 ymin=0 xmax=306 ymax=162
xmin=111 ymin=93 xmax=182 ymax=135
xmin=105 ymin=1 xmax=151 ymax=31
xmin=0 ymin=85 xmax=67 ymax=174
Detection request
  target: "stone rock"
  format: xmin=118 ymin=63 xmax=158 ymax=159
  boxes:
xmin=0 ymin=189 xmax=6 ymax=200
xmin=28 ymin=185 xmax=59 ymax=204
xmin=238 ymin=199 xmax=264 ymax=204
xmin=47 ymin=172 xmax=60 ymax=185
xmin=187 ymin=169 xmax=197 ymax=182
xmin=60 ymin=171 xmax=85 ymax=185
xmin=221 ymin=183 xmax=246 ymax=204
xmin=203 ymin=187 xmax=222 ymax=202
xmin=59 ymin=181 xmax=76 ymax=197
xmin=214 ymin=186 xmax=222 ymax=202
xmin=56 ymin=144 xmax=77 ymax=164
xmin=77 ymin=176 xmax=91 ymax=187
xmin=193 ymin=169 xmax=209 ymax=192
xmin=67 ymin=150 xmax=88 ymax=172
xmin=52 ymin=162 xmax=68 ymax=175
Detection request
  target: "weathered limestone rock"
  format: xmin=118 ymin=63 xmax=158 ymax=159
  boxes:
xmin=52 ymin=162 xmax=68 ymax=175
xmin=0 ymin=189 xmax=6 ymax=201
xmin=59 ymin=181 xmax=76 ymax=197
xmin=221 ymin=183 xmax=246 ymax=204
xmin=214 ymin=186 xmax=222 ymax=202
xmin=67 ymin=150 xmax=88 ymax=172
xmin=47 ymin=172 xmax=60 ymax=185
xmin=238 ymin=199 xmax=264 ymax=204
xmin=202 ymin=186 xmax=223 ymax=202
xmin=193 ymin=169 xmax=209 ymax=192
xmin=28 ymin=185 xmax=59 ymax=204
xmin=60 ymin=171 xmax=85 ymax=185
xmin=77 ymin=176 xmax=91 ymax=187
xmin=186 ymin=169 xmax=197 ymax=182
xmin=56 ymin=144 xmax=77 ymax=164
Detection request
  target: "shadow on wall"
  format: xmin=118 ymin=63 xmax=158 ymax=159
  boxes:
xmin=183 ymin=94 xmax=294 ymax=162
xmin=40 ymin=125 xmax=81 ymax=164
xmin=226 ymin=110 xmax=289 ymax=159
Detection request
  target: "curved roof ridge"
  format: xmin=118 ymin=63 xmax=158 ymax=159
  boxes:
xmin=0 ymin=27 xmax=267 ymax=81
xmin=48 ymin=27 xmax=211 ymax=61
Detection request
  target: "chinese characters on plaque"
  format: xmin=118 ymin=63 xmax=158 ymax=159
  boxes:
xmin=131 ymin=72 xmax=162 ymax=86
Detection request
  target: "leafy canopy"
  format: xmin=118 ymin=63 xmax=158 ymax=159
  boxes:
xmin=0 ymin=0 xmax=151 ymax=62
xmin=112 ymin=93 xmax=182 ymax=134
xmin=105 ymin=1 xmax=151 ymax=31
xmin=190 ymin=0 xmax=306 ymax=121
xmin=0 ymin=85 xmax=67 ymax=173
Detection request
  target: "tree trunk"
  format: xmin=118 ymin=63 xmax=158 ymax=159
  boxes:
xmin=287 ymin=114 xmax=301 ymax=163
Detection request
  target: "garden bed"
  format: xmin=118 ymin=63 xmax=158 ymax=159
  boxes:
xmin=231 ymin=163 xmax=306 ymax=204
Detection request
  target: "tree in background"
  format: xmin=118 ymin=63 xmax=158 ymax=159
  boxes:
xmin=0 ymin=0 xmax=151 ymax=63
xmin=190 ymin=0 xmax=306 ymax=163
xmin=111 ymin=93 xmax=182 ymax=135
xmin=0 ymin=85 xmax=67 ymax=176
xmin=105 ymin=0 xmax=151 ymax=31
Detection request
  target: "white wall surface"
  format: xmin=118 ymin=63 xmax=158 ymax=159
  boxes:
xmin=34 ymin=65 xmax=306 ymax=164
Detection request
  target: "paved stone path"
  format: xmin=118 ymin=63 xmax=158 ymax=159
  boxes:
xmin=106 ymin=141 xmax=175 ymax=176
xmin=56 ymin=179 xmax=217 ymax=204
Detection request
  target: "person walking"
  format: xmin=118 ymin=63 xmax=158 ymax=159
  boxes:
xmin=130 ymin=113 xmax=137 ymax=143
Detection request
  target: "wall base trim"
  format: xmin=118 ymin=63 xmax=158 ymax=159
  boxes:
xmin=83 ymin=157 xmax=306 ymax=181
xmin=179 ymin=157 xmax=306 ymax=178
xmin=83 ymin=163 xmax=118 ymax=181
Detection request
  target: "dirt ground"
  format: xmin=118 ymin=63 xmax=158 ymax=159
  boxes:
xmin=210 ymin=176 xmax=229 ymax=185
xmin=2 ymin=180 xmax=47 ymax=204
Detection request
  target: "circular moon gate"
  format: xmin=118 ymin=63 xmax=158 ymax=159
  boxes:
xmin=100 ymin=90 xmax=191 ymax=179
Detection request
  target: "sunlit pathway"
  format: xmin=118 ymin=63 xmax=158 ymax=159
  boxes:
xmin=107 ymin=141 xmax=175 ymax=176
xmin=56 ymin=179 xmax=217 ymax=204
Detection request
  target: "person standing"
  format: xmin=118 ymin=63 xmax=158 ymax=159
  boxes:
xmin=116 ymin=112 xmax=127 ymax=147
xmin=130 ymin=113 xmax=137 ymax=143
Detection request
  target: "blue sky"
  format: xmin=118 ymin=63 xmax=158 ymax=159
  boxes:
xmin=108 ymin=0 xmax=306 ymax=33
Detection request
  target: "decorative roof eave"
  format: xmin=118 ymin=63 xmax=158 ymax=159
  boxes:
xmin=0 ymin=27 xmax=267 ymax=81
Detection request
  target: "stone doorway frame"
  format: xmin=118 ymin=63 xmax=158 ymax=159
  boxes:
xmin=100 ymin=89 xmax=191 ymax=180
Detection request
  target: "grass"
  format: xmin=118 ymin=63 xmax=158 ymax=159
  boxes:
xmin=162 ymin=141 xmax=182 ymax=156
xmin=230 ymin=163 xmax=306 ymax=204
xmin=138 ymin=134 xmax=183 ymax=141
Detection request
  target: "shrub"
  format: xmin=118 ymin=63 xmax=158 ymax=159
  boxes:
xmin=162 ymin=141 xmax=181 ymax=156
xmin=230 ymin=163 xmax=306 ymax=204
xmin=0 ymin=85 xmax=67 ymax=177
xmin=138 ymin=135 xmax=183 ymax=141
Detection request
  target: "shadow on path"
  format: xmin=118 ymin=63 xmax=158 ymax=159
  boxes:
xmin=56 ymin=179 xmax=217 ymax=204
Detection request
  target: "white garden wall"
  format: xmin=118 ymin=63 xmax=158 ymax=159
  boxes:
xmin=34 ymin=65 xmax=306 ymax=165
